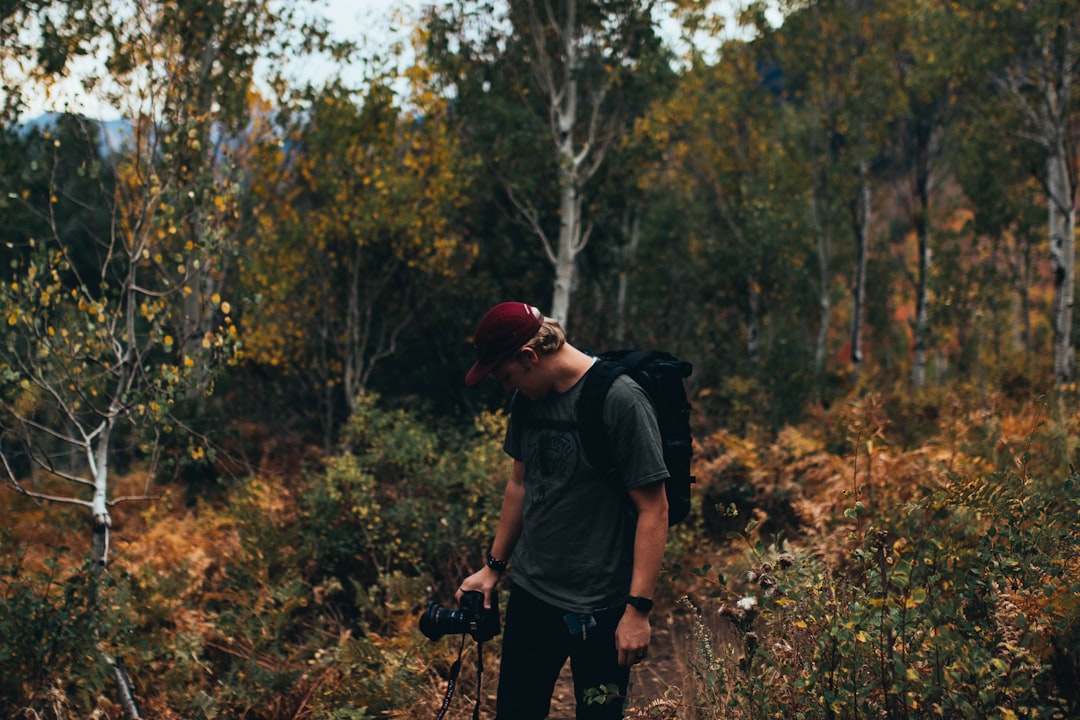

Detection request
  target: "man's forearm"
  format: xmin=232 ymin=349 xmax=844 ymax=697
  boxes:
xmin=490 ymin=460 xmax=526 ymax=562
xmin=628 ymin=483 xmax=668 ymax=598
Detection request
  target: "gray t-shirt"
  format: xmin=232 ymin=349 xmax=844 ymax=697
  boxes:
xmin=503 ymin=372 xmax=668 ymax=614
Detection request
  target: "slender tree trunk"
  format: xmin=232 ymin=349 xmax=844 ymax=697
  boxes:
xmin=850 ymin=160 xmax=871 ymax=377
xmin=549 ymin=0 xmax=580 ymax=328
xmin=89 ymin=415 xmax=143 ymax=718
xmin=552 ymin=161 xmax=578 ymax=327
xmin=108 ymin=655 xmax=143 ymax=719
xmin=1049 ymin=147 xmax=1075 ymax=386
xmin=910 ymin=138 xmax=933 ymax=389
xmin=91 ymin=414 xmax=115 ymax=568
xmin=505 ymin=0 xmax=629 ymax=328
xmin=812 ymin=193 xmax=832 ymax=372
xmin=911 ymin=217 xmax=931 ymax=388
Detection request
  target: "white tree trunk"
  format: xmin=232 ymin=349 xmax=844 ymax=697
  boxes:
xmin=811 ymin=185 xmax=833 ymax=371
xmin=911 ymin=222 xmax=931 ymax=388
xmin=850 ymin=160 xmax=871 ymax=376
xmin=91 ymin=432 xmax=113 ymax=568
xmin=549 ymin=0 xmax=580 ymax=328
xmin=551 ymin=160 xmax=579 ymax=327
xmin=1049 ymin=147 xmax=1076 ymax=385
xmin=512 ymin=0 xmax=624 ymax=328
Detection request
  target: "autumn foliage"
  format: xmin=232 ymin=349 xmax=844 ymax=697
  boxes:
xmin=3 ymin=0 xmax=1080 ymax=718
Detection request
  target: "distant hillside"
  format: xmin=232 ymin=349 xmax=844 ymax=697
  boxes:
xmin=19 ymin=113 xmax=133 ymax=154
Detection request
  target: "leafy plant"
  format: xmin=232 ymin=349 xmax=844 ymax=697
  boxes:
xmin=671 ymin=393 xmax=1079 ymax=719
xmin=0 ymin=531 xmax=131 ymax=719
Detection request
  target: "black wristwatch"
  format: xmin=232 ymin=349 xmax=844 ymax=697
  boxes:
xmin=626 ymin=596 xmax=653 ymax=614
xmin=486 ymin=551 xmax=508 ymax=573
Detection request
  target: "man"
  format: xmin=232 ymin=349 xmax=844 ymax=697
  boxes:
xmin=458 ymin=301 xmax=669 ymax=720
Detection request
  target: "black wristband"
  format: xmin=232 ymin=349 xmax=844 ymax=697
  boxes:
xmin=486 ymin=552 xmax=507 ymax=573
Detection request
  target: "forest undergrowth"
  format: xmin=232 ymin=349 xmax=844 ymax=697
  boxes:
xmin=2 ymin=386 xmax=1079 ymax=719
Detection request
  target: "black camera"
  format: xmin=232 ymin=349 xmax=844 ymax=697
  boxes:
xmin=419 ymin=590 xmax=501 ymax=642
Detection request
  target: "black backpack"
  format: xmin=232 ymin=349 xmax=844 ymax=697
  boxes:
xmin=512 ymin=349 xmax=695 ymax=526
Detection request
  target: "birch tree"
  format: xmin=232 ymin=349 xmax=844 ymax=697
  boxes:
xmin=1 ymin=1 xmax=324 ymax=714
xmin=966 ymin=0 xmax=1080 ymax=386
xmin=426 ymin=0 xmax=662 ymax=328
xmin=877 ymin=0 xmax=970 ymax=388
xmin=1 ymin=0 xmax=318 ymax=566
xmin=771 ymin=0 xmax=898 ymax=378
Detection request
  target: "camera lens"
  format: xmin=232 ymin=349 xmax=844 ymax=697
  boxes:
xmin=419 ymin=601 xmax=468 ymax=641
xmin=418 ymin=591 xmax=499 ymax=642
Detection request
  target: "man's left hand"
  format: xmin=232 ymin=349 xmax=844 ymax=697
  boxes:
xmin=616 ymin=607 xmax=651 ymax=667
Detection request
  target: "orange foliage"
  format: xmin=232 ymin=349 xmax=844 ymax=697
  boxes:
xmin=691 ymin=386 xmax=1075 ymax=571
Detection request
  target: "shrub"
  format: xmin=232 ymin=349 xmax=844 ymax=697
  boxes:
xmin=0 ymin=531 xmax=130 ymax=719
xmin=673 ymin=394 xmax=1079 ymax=719
xmin=119 ymin=391 xmax=510 ymax=717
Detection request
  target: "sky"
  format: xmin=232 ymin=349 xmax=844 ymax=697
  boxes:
xmin=20 ymin=0 xmax=421 ymax=121
xmin=19 ymin=0 xmax=759 ymax=122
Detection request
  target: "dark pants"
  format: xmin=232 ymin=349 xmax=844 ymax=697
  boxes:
xmin=495 ymin=585 xmax=630 ymax=720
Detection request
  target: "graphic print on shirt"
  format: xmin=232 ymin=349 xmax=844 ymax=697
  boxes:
xmin=526 ymin=428 xmax=580 ymax=507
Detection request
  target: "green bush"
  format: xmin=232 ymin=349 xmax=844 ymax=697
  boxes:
xmin=677 ymin=450 xmax=1079 ymax=718
xmin=0 ymin=532 xmax=129 ymax=718
xmin=127 ymin=392 xmax=510 ymax=717
xmin=300 ymin=392 xmax=509 ymax=602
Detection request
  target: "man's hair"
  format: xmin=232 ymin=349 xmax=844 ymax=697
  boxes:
xmin=519 ymin=308 xmax=565 ymax=356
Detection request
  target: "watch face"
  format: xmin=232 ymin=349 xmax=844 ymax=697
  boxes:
xmin=628 ymin=596 xmax=653 ymax=613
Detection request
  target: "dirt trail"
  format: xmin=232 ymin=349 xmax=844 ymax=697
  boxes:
xmin=546 ymin=609 xmax=686 ymax=719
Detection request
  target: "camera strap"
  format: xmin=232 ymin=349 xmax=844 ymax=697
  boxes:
xmin=435 ymin=635 xmax=485 ymax=720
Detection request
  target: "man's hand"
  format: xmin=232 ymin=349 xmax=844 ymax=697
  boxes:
xmin=455 ymin=566 xmax=501 ymax=609
xmin=616 ymin=606 xmax=652 ymax=667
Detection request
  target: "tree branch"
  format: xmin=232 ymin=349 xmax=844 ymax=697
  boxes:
xmin=109 ymin=494 xmax=162 ymax=506
xmin=503 ymin=182 xmax=558 ymax=264
xmin=2 ymin=469 xmax=94 ymax=509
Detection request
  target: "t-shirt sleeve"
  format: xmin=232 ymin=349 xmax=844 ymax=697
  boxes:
xmin=603 ymin=376 xmax=669 ymax=489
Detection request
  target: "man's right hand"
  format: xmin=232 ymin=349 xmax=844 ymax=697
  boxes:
xmin=456 ymin=565 xmax=501 ymax=609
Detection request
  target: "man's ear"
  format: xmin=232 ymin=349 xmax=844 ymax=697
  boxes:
xmin=518 ymin=347 xmax=540 ymax=366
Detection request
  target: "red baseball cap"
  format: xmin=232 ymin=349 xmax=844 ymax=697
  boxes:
xmin=465 ymin=302 xmax=542 ymax=386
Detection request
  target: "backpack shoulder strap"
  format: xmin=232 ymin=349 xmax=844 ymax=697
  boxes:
xmin=577 ymin=359 xmax=626 ymax=475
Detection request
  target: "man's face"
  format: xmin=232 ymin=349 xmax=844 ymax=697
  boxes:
xmin=493 ymin=352 xmax=546 ymax=399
